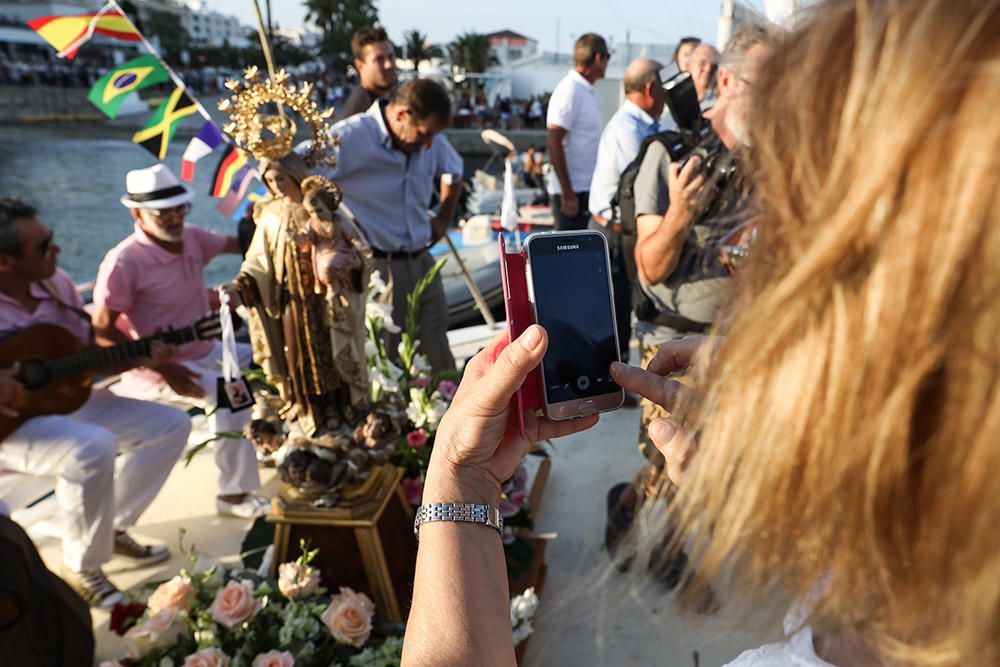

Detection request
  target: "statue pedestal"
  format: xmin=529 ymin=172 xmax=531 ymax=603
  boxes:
xmin=267 ymin=465 xmax=416 ymax=623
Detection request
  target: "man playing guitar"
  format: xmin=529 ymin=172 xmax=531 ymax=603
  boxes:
xmin=0 ymin=197 xmax=191 ymax=608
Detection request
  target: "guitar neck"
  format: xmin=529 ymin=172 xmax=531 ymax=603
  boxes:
xmin=45 ymin=326 xmax=199 ymax=379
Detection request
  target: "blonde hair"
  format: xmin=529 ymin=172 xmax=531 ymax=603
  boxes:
xmin=667 ymin=1 xmax=1000 ymax=664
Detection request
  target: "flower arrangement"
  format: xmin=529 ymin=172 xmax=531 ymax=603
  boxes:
xmin=102 ymin=541 xmax=399 ymax=667
xmin=510 ymin=586 xmax=540 ymax=646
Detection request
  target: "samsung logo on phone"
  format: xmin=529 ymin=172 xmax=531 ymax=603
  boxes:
xmin=556 ymin=244 xmax=580 ymax=251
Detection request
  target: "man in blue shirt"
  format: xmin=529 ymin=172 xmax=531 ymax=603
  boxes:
xmin=588 ymin=57 xmax=665 ymax=364
xmin=312 ymin=79 xmax=464 ymax=373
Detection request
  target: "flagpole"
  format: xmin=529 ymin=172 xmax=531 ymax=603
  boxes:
xmin=107 ymin=0 xmax=212 ymax=122
xmin=442 ymin=233 xmax=498 ymax=329
xmin=250 ymin=0 xmax=284 ymax=119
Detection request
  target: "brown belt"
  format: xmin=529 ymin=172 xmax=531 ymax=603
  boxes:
xmin=593 ymin=214 xmax=622 ymax=234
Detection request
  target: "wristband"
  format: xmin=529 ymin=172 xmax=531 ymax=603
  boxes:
xmin=413 ymin=502 xmax=503 ymax=538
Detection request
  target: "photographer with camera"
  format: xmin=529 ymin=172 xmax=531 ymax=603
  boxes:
xmin=604 ymin=21 xmax=779 ymax=586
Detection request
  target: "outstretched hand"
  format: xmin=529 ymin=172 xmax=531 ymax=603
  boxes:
xmin=610 ymin=336 xmax=709 ymax=486
xmin=425 ymin=325 xmax=599 ymax=503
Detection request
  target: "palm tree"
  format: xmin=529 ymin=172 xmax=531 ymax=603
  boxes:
xmin=447 ymin=32 xmax=497 ymax=99
xmin=403 ymin=29 xmax=440 ymax=73
xmin=303 ymin=0 xmax=378 ymax=68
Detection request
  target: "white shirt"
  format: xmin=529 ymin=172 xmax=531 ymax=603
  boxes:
xmin=307 ymin=101 xmax=463 ymax=252
xmin=546 ymin=69 xmax=603 ymax=194
xmin=588 ymin=99 xmax=660 ymax=218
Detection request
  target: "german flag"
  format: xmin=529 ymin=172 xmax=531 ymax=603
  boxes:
xmin=28 ymin=5 xmax=141 ymax=59
xmin=132 ymin=87 xmax=199 ymax=160
xmin=210 ymin=146 xmax=250 ymax=198
xmin=87 ymin=55 xmax=170 ymax=118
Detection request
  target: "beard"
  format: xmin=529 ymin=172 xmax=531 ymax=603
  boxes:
xmin=143 ymin=220 xmax=184 ymax=243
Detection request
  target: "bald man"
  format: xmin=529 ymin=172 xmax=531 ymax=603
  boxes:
xmin=588 ymin=57 xmax=666 ymax=366
xmin=688 ymin=42 xmax=720 ymax=104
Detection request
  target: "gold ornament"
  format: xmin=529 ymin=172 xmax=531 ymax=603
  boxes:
xmin=218 ymin=69 xmax=340 ymax=167
xmin=300 ymin=175 xmax=343 ymax=208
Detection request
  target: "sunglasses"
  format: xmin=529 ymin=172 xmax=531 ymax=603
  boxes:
xmin=147 ymin=203 xmax=191 ymax=218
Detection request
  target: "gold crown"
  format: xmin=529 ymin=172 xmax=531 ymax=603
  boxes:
xmin=301 ymin=175 xmax=343 ymax=208
xmin=219 ymin=66 xmax=339 ymax=167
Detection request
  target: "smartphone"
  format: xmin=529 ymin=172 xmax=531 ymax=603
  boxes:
xmin=524 ymin=230 xmax=624 ymax=420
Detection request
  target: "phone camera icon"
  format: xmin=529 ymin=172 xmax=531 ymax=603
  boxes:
xmin=576 ymin=375 xmax=591 ymax=391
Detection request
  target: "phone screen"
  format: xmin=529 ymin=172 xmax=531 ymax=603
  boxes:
xmin=526 ymin=232 xmax=621 ymax=407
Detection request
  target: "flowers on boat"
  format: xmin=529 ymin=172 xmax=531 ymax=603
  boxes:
xmin=210 ymin=579 xmax=259 ymax=628
xmin=510 ymin=587 xmax=540 ymax=645
xmin=147 ymin=575 xmax=193 ymax=613
xmin=182 ymin=647 xmax=231 ymax=667
xmin=405 ymin=428 xmax=428 ymax=449
xmin=277 ymin=561 xmax=321 ymax=599
xmin=252 ymin=650 xmax=294 ymax=667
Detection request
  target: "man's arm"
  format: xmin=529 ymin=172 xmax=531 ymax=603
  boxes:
xmin=222 ymin=236 xmax=241 ymax=255
xmin=431 ymin=176 xmax=464 ymax=243
xmin=635 ymin=157 xmax=706 ymax=285
xmin=546 ymin=125 xmax=578 ymax=216
xmin=91 ymin=305 xmax=203 ymax=396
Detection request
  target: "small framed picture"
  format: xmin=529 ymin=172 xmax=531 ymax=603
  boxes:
xmin=217 ymin=376 xmax=254 ymax=412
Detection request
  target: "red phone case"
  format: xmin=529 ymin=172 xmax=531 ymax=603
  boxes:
xmin=499 ymin=234 xmax=544 ymax=436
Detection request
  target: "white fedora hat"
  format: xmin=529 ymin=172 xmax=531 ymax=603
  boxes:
xmin=120 ymin=164 xmax=194 ymax=209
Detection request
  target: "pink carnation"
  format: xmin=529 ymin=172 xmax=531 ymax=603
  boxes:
xmin=409 ymin=376 xmax=430 ymax=389
xmin=402 ymin=477 xmax=424 ymax=505
xmin=406 ymin=428 xmax=428 ymax=449
xmin=436 ymin=379 xmax=458 ymax=401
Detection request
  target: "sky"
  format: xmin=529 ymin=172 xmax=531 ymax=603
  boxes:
xmin=204 ymin=0 xmax=769 ymax=52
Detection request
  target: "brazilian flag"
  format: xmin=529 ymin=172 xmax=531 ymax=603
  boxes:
xmin=87 ymin=54 xmax=170 ymax=119
xmin=132 ymin=87 xmax=199 ymax=160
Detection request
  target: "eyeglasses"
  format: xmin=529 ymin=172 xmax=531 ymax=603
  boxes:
xmin=147 ymin=203 xmax=191 ymax=218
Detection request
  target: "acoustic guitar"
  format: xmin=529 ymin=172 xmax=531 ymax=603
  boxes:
xmin=0 ymin=315 xmax=221 ymax=441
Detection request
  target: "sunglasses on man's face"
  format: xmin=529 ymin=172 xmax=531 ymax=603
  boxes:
xmin=147 ymin=203 xmax=191 ymax=218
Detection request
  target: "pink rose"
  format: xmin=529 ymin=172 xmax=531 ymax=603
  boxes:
xmin=148 ymin=575 xmax=192 ymax=613
xmin=500 ymin=490 xmax=526 ymax=518
xmin=405 ymin=428 xmax=428 ymax=449
xmin=322 ymin=587 xmax=376 ymax=647
xmin=436 ymin=379 xmax=458 ymax=401
xmin=252 ymin=651 xmax=294 ymax=667
xmin=99 ymin=662 xmax=125 ymax=667
xmin=183 ymin=648 xmax=231 ymax=667
xmin=402 ymin=477 xmax=424 ymax=505
xmin=409 ymin=376 xmax=430 ymax=389
xmin=210 ymin=579 xmax=259 ymax=628
xmin=277 ymin=561 xmax=321 ymax=599
xmin=124 ymin=608 xmax=185 ymax=658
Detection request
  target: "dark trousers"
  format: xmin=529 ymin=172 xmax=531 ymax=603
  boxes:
xmin=552 ymin=191 xmax=591 ymax=231
xmin=588 ymin=217 xmax=632 ymax=363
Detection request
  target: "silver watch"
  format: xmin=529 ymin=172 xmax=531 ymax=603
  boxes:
xmin=413 ymin=502 xmax=503 ymax=538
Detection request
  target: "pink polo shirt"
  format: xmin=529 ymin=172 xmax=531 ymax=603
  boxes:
xmin=94 ymin=223 xmax=227 ymax=363
xmin=0 ymin=269 xmax=90 ymax=343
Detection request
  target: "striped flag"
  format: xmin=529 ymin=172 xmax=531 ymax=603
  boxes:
xmin=216 ymin=167 xmax=257 ymax=217
xmin=181 ymin=121 xmax=226 ymax=181
xmin=28 ymin=3 xmax=141 ymax=59
xmin=210 ymin=146 xmax=249 ymax=198
xmin=230 ymin=181 xmax=269 ymax=221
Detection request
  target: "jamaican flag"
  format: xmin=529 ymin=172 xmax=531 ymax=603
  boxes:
xmin=132 ymin=87 xmax=198 ymax=159
xmin=88 ymin=54 xmax=170 ymax=118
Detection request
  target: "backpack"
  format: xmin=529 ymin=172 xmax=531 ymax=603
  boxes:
xmin=611 ymin=130 xmax=681 ymax=322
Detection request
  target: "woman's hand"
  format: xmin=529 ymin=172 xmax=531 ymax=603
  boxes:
xmin=610 ymin=336 xmax=708 ymax=486
xmin=424 ymin=325 xmax=598 ymax=505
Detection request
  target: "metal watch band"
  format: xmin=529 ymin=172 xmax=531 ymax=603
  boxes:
xmin=413 ymin=502 xmax=503 ymax=538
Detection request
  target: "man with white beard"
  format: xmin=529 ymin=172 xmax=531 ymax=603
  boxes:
xmin=604 ymin=22 xmax=780 ymax=591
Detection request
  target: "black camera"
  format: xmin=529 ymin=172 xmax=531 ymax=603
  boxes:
xmin=661 ymin=71 xmax=737 ymax=186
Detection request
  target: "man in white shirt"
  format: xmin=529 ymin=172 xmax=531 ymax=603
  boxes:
xmin=546 ymin=33 xmax=609 ymax=230
xmin=588 ymin=58 xmax=665 ymax=364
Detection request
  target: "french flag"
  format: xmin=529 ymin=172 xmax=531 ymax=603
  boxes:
xmin=180 ymin=120 xmax=225 ymax=181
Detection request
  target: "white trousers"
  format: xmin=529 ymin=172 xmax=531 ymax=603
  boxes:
xmin=113 ymin=341 xmax=260 ymax=496
xmin=0 ymin=389 xmax=190 ymax=571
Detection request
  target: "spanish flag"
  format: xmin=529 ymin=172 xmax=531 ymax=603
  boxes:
xmin=132 ymin=87 xmax=199 ymax=160
xmin=28 ymin=4 xmax=141 ymax=59
xmin=210 ymin=146 xmax=250 ymax=198
xmin=88 ymin=55 xmax=170 ymax=118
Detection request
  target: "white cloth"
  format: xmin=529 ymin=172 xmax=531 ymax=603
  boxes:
xmin=546 ymin=69 xmax=603 ymax=193
xmin=0 ymin=389 xmax=189 ymax=571
xmin=113 ymin=341 xmax=259 ymax=496
xmin=724 ymin=625 xmax=835 ymax=666
xmin=588 ymin=99 xmax=661 ymax=218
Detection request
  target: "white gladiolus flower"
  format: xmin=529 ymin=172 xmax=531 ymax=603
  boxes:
xmin=411 ymin=353 xmax=431 ymax=375
xmin=365 ymin=302 xmax=400 ymax=334
xmin=424 ymin=396 xmax=448 ymax=429
xmin=368 ymin=270 xmax=388 ymax=296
